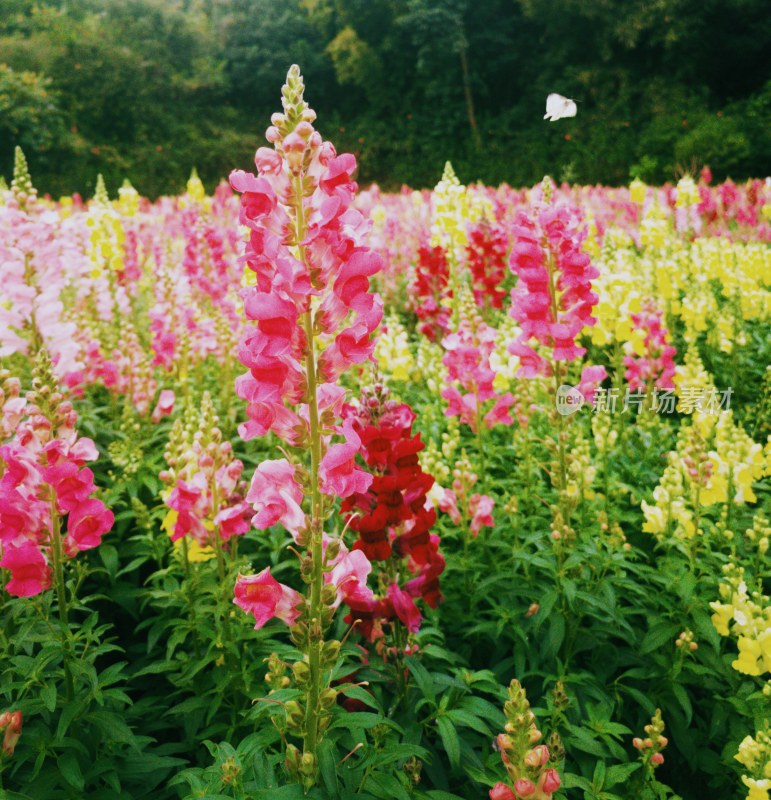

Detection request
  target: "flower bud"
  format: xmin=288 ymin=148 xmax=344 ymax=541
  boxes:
xmin=0 ymin=711 xmax=22 ymax=757
xmin=513 ymin=778 xmax=535 ymax=797
xmin=525 ymin=744 xmax=550 ymax=767
xmin=650 ymin=752 xmax=664 ymax=766
xmin=292 ymin=661 xmax=311 ymax=686
xmin=489 ymin=784 xmax=516 ymax=800
xmin=540 ymin=768 xmax=561 ymax=793
xmin=319 ymin=688 xmax=338 ymax=710
xmin=299 ymin=751 xmax=316 ymax=776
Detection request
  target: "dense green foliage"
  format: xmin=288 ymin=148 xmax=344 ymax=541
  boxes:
xmin=0 ymin=0 xmax=769 ymax=197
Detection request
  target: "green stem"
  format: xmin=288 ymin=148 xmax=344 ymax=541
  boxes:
xmin=475 ymin=396 xmax=486 ymax=491
xmin=293 ymin=173 xmax=325 ymax=769
xmin=210 ymin=481 xmax=231 ymax=643
xmin=180 ymin=537 xmax=201 ymax=659
xmin=49 ymin=493 xmax=74 ymax=702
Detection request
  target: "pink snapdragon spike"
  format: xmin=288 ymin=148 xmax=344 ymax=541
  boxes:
xmin=508 ymin=198 xmax=600 ymax=376
xmin=623 ymin=299 xmax=677 ymax=391
xmin=469 ymin=493 xmax=495 ymax=537
xmin=441 ymin=317 xmax=517 ymax=432
xmin=160 ymin=393 xmax=251 ymax=551
xmin=0 ymin=362 xmax=113 ymax=598
xmin=228 ymin=66 xmax=383 ymax=780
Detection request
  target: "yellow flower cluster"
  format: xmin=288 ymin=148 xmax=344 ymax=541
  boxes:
xmin=642 ymin=457 xmax=696 ymax=539
xmin=629 ymin=177 xmax=647 ymax=205
xmin=675 ymin=175 xmax=700 ymax=208
xmin=429 ymin=161 xmax=485 ymax=254
xmin=736 ymin=727 xmax=771 ymax=800
xmin=711 ymin=564 xmax=771 ymax=676
xmin=640 ymin=203 xmax=670 ymax=250
xmin=588 ymin=253 xmax=642 ymax=347
xmin=86 ymin=175 xmax=126 ymax=280
xmin=415 ymin=338 xmax=445 ymax=396
xmin=491 ymin=315 xmax=521 ymax=393
xmin=375 ymin=313 xmax=415 ymax=382
xmin=116 ymin=179 xmax=140 ymax=217
xmin=179 ymin=168 xmax=211 ymax=211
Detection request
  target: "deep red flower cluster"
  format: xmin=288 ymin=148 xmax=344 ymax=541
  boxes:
xmin=340 ymin=388 xmax=445 ymax=640
xmin=412 ymin=244 xmax=451 ymax=341
xmin=466 ymin=221 xmax=509 ymax=311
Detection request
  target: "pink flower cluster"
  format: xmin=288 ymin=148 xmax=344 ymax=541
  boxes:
xmin=229 ymin=68 xmax=382 ymax=627
xmin=160 ymin=403 xmax=251 ymax=547
xmin=623 ymin=300 xmax=677 ymax=391
xmin=234 ymin=537 xmax=373 ymax=631
xmin=230 ymin=132 xmax=382 ymax=453
xmin=441 ymin=316 xmax=516 ymax=432
xmin=0 ymin=375 xmax=113 ymax=597
xmin=434 ymin=461 xmax=495 ymax=538
xmin=508 ymin=204 xmax=599 ymax=376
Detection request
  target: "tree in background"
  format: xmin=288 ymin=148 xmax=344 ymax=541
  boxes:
xmin=0 ymin=0 xmax=768 ymax=196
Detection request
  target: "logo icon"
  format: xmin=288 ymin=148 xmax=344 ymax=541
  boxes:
xmin=555 ymin=384 xmax=585 ymax=416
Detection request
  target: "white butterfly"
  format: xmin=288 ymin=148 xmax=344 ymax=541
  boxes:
xmin=544 ymin=93 xmax=577 ymax=122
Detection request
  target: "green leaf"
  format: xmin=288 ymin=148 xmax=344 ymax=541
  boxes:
xmin=445 ymin=708 xmax=492 ymax=736
xmin=406 ymin=656 xmax=436 ymax=705
xmin=100 ymin=544 xmax=119 ymax=576
xmin=605 ymin=762 xmax=642 ymax=788
xmin=542 ymin=613 xmax=566 ymax=661
xmin=58 ymin=751 xmax=85 ymax=791
xmin=640 ymin=622 xmax=679 ymax=655
xmin=317 ymin=739 xmax=337 ymax=795
xmin=41 ymin=681 xmax=57 ymax=712
xmin=592 ymin=758 xmax=606 ymax=790
xmin=671 ymin=683 xmax=693 ymax=725
xmin=436 ymin=715 xmax=460 ymax=771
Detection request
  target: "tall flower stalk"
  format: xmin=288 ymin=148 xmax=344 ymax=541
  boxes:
xmin=229 ymin=65 xmax=382 ymax=788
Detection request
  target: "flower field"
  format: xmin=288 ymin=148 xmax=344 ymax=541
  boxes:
xmin=1 ymin=67 xmax=770 ymax=800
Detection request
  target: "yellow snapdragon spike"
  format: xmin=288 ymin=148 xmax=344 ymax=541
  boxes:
xmin=173 ymin=537 xmax=217 ymax=563
xmin=117 ymin=180 xmax=140 ymax=217
xmin=743 ymin=777 xmax=770 ymax=800
xmin=629 ymin=177 xmax=647 ymax=205
xmin=187 ymin=168 xmax=206 ymax=201
xmin=430 ymin=162 xmax=476 ymax=253
xmin=675 ymin=175 xmax=700 ymax=207
xmin=734 ymin=636 xmax=764 ymax=676
xmin=640 ymin=202 xmax=669 ymax=250
xmin=162 ymin=508 xmax=178 ymax=536
xmin=710 ymin=602 xmax=733 ymax=636
xmin=375 ymin=314 xmax=415 ymax=381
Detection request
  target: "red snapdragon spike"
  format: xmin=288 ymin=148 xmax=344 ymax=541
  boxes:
xmin=412 ymin=245 xmax=452 ymax=341
xmin=340 ymin=393 xmax=445 ymax=640
xmin=466 ymin=221 xmax=510 ymax=310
